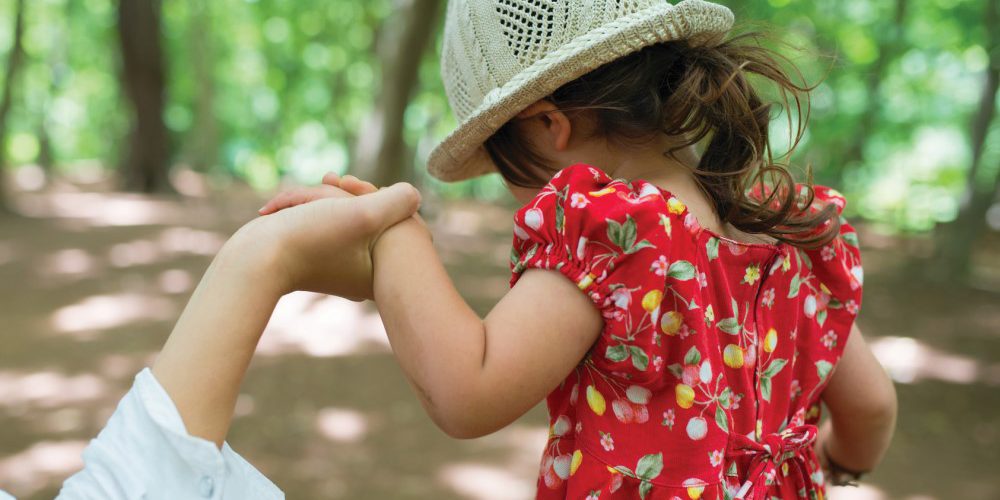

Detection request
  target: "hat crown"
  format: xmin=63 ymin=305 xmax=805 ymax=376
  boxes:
xmin=441 ymin=0 xmax=662 ymax=122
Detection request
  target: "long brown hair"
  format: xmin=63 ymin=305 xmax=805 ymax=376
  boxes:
xmin=484 ymin=28 xmax=839 ymax=249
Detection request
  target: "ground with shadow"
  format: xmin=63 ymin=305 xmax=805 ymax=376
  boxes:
xmin=0 ymin=180 xmax=997 ymax=499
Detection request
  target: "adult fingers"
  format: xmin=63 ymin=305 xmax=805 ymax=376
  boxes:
xmin=340 ymin=175 xmax=379 ymax=195
xmin=321 ymin=172 xmax=341 ymax=187
xmin=258 ymin=186 xmax=352 ymax=215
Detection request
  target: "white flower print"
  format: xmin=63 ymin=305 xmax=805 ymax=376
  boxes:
xmin=586 ymin=492 xmax=600 ymax=500
xmin=821 ymin=245 xmax=836 ymax=262
xmin=570 ymin=192 xmax=590 ymax=209
xmin=600 ymin=431 xmax=614 ymax=452
xmin=762 ymin=288 xmax=776 ymax=308
xmin=662 ymin=409 xmax=675 ymax=429
xmin=846 ymin=299 xmax=859 ymax=315
xmin=709 ymin=449 xmax=724 ymax=467
xmin=653 ymin=355 xmax=664 ymax=372
xmin=651 ymin=255 xmax=669 ymax=276
xmin=821 ymin=330 xmax=838 ymax=350
xmin=697 ymin=271 xmax=708 ymax=288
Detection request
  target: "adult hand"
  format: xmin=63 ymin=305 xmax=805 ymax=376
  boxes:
xmin=240 ymin=177 xmax=421 ymax=301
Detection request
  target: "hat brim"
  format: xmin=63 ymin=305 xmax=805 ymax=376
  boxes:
xmin=427 ymin=0 xmax=734 ymax=183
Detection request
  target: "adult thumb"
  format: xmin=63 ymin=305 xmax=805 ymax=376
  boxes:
xmin=356 ymin=182 xmax=422 ymax=232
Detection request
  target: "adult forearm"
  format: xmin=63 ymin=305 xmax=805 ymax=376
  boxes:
xmin=371 ymin=219 xmax=488 ymax=435
xmin=152 ymin=229 xmax=284 ymax=446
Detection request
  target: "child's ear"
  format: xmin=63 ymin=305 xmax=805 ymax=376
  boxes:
xmin=517 ymin=100 xmax=572 ymax=152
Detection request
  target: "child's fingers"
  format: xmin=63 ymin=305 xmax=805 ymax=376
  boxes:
xmin=354 ymin=182 xmax=422 ymax=231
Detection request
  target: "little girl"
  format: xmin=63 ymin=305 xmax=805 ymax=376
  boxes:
xmin=264 ymin=0 xmax=897 ymax=498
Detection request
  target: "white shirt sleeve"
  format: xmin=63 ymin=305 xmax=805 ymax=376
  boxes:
xmin=55 ymin=368 xmax=284 ymax=500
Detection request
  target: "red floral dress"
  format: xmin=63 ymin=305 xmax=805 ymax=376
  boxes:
xmin=509 ymin=164 xmax=863 ymax=500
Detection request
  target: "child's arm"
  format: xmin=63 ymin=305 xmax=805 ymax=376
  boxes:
xmin=817 ymin=322 xmax=897 ymax=473
xmin=371 ymin=217 xmax=604 ymax=438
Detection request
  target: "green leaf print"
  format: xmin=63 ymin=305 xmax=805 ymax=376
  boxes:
xmin=667 ymin=260 xmax=695 ymax=280
xmin=817 ymin=309 xmax=828 ymax=326
xmin=622 ymin=216 xmax=638 ymax=250
xmin=639 ymin=481 xmax=653 ymax=500
xmin=625 ymin=239 xmax=655 ymax=255
xmin=630 ymin=346 xmax=649 ymax=371
xmin=761 ymin=376 xmax=773 ymax=402
xmin=763 ymin=358 xmax=788 ymax=378
xmin=719 ymin=387 xmax=732 ymax=408
xmin=684 ymin=346 xmax=702 ymax=365
xmin=816 ymin=360 xmax=833 ymax=381
xmin=509 ymin=247 xmax=520 ymax=267
xmin=555 ymin=200 xmax=566 ymax=233
xmin=635 ymin=453 xmax=663 ymax=481
xmin=718 ymin=317 xmax=740 ymax=335
xmin=706 ymin=237 xmax=720 ymax=261
xmin=715 ymin=405 xmax=729 ymax=432
xmin=843 ymin=231 xmax=859 ymax=248
xmin=668 ymin=363 xmax=684 ymax=379
xmin=606 ymin=344 xmax=629 ymax=363
xmin=788 ymin=274 xmax=802 ymax=299
xmin=606 ymin=219 xmax=624 ymax=248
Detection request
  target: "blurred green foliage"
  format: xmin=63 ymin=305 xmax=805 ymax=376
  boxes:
xmin=0 ymin=0 xmax=997 ymax=232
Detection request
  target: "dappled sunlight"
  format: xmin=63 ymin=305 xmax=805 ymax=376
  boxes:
xmin=156 ymin=227 xmax=226 ymax=256
xmin=256 ymin=292 xmax=390 ymax=358
xmin=50 ymin=292 xmax=176 ymax=335
xmin=13 ymin=192 xmax=187 ymax=227
xmin=0 ymin=370 xmax=107 ymax=410
xmin=39 ymin=248 xmax=99 ymax=277
xmin=439 ymin=462 xmax=537 ymax=500
xmin=869 ymin=336 xmax=1000 ymax=385
xmin=157 ymin=268 xmax=195 ymax=294
xmin=0 ymin=440 xmax=86 ymax=498
xmin=315 ymin=407 xmax=369 ymax=443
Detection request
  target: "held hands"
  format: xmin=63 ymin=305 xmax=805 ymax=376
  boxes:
xmin=240 ymin=174 xmax=421 ymax=301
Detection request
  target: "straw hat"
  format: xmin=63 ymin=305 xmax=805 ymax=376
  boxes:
xmin=427 ymin=0 xmax=735 ymax=182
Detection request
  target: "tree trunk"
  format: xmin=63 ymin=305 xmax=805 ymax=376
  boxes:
xmin=117 ymin=0 xmax=172 ymax=193
xmin=0 ymin=0 xmax=27 ymax=211
xmin=186 ymin=0 xmax=218 ymax=172
xmin=839 ymin=0 xmax=908 ymax=176
xmin=351 ymin=0 xmax=442 ymax=186
xmin=936 ymin=0 xmax=999 ymax=283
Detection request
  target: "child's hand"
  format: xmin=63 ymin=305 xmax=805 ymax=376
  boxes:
xmin=240 ymin=178 xmax=420 ymax=301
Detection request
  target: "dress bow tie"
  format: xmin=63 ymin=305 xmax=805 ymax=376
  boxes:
xmin=726 ymin=424 xmax=819 ymax=500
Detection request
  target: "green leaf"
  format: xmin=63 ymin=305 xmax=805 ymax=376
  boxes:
xmin=731 ymin=297 xmax=739 ymax=318
xmin=843 ymin=231 xmax=859 ymax=248
xmin=606 ymin=344 xmax=629 ymax=363
xmin=614 ymin=465 xmax=635 ymax=478
xmin=799 ymin=249 xmax=813 ymax=270
xmin=726 ymin=462 xmax=738 ymax=477
xmin=715 ymin=405 xmax=729 ymax=432
xmin=718 ymin=317 xmax=740 ymax=335
xmin=667 ymin=260 xmax=695 ymax=280
xmin=706 ymin=237 xmax=720 ymax=261
xmin=761 ymin=376 xmax=772 ymax=402
xmin=630 ymin=346 xmax=649 ymax=371
xmin=788 ymin=274 xmax=801 ymax=299
xmin=555 ymin=202 xmax=565 ymax=233
xmin=639 ymin=480 xmax=653 ymax=500
xmin=684 ymin=346 xmax=702 ymax=365
xmin=817 ymin=309 xmax=828 ymax=326
xmin=623 ymin=215 xmax=638 ymax=250
xmin=509 ymin=247 xmax=520 ymax=267
xmin=816 ymin=360 xmax=833 ymax=381
xmin=625 ymin=239 xmax=655 ymax=254
xmin=668 ymin=363 xmax=684 ymax=379
xmin=635 ymin=453 xmax=663 ymax=481
xmin=763 ymin=358 xmax=788 ymax=378
xmin=606 ymin=219 xmax=624 ymax=248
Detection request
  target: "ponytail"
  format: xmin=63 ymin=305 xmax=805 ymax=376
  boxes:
xmin=484 ymin=27 xmax=840 ymax=249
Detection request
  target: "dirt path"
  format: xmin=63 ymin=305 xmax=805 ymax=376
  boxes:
xmin=0 ymin=185 xmax=996 ymax=499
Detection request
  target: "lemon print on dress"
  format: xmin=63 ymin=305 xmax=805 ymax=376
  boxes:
xmin=723 ymin=344 xmax=744 ymax=368
xmin=571 ymin=450 xmax=583 ymax=476
xmin=589 ymin=187 xmax=616 ymax=197
xmin=586 ymin=385 xmax=606 ymax=415
xmin=661 ymin=311 xmax=683 ymax=335
xmin=667 ymin=197 xmax=686 ymax=215
xmin=675 ymin=384 xmax=695 ymax=409
xmin=763 ymin=328 xmax=778 ymax=353
xmin=642 ymin=290 xmax=663 ymax=313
